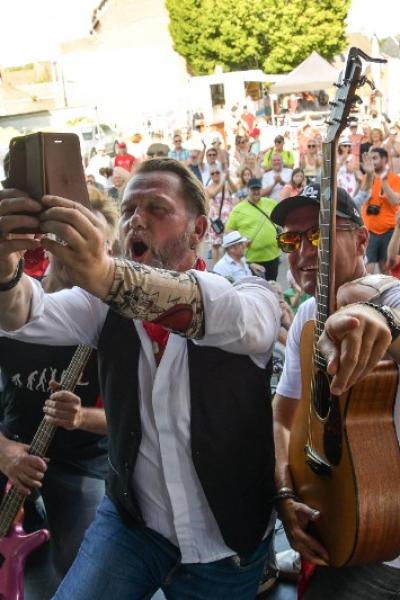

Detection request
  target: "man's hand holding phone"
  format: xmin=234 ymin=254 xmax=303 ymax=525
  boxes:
xmin=0 ymin=189 xmax=42 ymax=282
xmin=39 ymin=195 xmax=115 ymax=299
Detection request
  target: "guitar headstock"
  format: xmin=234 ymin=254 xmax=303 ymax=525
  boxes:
xmin=325 ymin=47 xmax=387 ymax=144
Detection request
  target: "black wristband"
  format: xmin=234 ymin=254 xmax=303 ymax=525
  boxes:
xmin=0 ymin=258 xmax=24 ymax=292
xmin=359 ymin=302 xmax=400 ymax=343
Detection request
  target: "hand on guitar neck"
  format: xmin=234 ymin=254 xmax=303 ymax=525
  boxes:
xmin=0 ymin=433 xmax=47 ymax=496
xmin=318 ymin=303 xmax=395 ymax=395
xmin=43 ymin=380 xmax=107 ymax=435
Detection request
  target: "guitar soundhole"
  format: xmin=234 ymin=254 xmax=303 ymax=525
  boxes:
xmin=313 ymin=371 xmax=342 ymax=466
xmin=323 ymin=396 xmax=342 ymax=466
xmin=313 ymin=370 xmax=331 ymax=419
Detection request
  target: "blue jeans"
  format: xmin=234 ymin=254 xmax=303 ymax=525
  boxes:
xmin=53 ymin=496 xmax=273 ymax=600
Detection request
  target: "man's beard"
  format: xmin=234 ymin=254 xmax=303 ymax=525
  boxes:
xmin=150 ymin=231 xmax=193 ymax=270
xmin=124 ymin=230 xmax=194 ymax=271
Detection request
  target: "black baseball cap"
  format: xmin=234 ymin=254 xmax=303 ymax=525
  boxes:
xmin=270 ymin=183 xmax=363 ymax=227
xmin=248 ymin=177 xmax=262 ymax=189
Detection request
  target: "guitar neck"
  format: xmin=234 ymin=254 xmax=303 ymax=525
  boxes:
xmin=0 ymin=344 xmax=93 ymax=537
xmin=314 ymin=141 xmax=338 ymax=366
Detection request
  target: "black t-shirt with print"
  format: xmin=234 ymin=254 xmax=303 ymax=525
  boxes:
xmin=0 ymin=337 xmax=107 ymax=479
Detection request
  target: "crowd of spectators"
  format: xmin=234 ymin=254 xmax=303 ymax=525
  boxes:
xmin=2 ymin=96 xmax=400 ymax=599
xmin=85 ymin=102 xmax=400 ymax=292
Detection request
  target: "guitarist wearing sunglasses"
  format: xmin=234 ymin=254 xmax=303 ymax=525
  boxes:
xmin=272 ymin=183 xmax=400 ymax=598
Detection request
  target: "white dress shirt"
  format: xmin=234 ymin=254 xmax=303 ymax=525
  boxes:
xmin=0 ymin=271 xmax=280 ymax=563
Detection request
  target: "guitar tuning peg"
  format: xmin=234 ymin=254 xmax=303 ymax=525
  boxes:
xmin=325 ymin=119 xmax=334 ymax=125
xmin=329 ymin=101 xmax=338 ymax=107
xmin=333 ymin=82 xmax=342 ymax=88
xmin=358 ymin=75 xmax=375 ymax=91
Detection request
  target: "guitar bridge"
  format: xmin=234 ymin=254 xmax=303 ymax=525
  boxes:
xmin=305 ymin=445 xmax=331 ymax=476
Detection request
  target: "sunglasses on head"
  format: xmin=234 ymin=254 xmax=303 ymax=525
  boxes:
xmin=277 ymin=224 xmax=358 ymax=253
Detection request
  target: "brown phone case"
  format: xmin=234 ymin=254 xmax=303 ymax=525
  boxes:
xmin=4 ymin=132 xmax=90 ymax=232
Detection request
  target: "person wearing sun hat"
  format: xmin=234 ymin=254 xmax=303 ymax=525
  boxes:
xmin=213 ymin=230 xmax=255 ymax=282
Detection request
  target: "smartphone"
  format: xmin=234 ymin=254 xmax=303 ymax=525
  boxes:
xmin=4 ymin=132 xmax=90 ymax=233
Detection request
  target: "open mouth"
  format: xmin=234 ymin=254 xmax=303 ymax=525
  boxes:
xmin=131 ymin=240 xmax=149 ymax=259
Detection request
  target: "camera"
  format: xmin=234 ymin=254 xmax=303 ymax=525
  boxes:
xmin=210 ymin=217 xmax=224 ymax=234
xmin=366 ymin=204 xmax=381 ymax=216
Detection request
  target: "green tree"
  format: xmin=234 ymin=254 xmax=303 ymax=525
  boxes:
xmin=166 ymin=0 xmax=351 ymax=75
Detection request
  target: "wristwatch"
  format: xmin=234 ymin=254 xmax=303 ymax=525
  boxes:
xmin=361 ymin=302 xmax=400 ymax=343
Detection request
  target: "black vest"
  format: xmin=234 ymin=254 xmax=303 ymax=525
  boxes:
xmin=97 ymin=309 xmax=275 ymax=556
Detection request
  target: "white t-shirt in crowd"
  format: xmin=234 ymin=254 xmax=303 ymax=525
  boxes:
xmin=261 ymin=168 xmax=293 ymax=201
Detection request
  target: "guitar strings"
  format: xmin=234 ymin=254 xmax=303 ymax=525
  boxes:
xmin=307 ymin=163 xmax=333 ymax=453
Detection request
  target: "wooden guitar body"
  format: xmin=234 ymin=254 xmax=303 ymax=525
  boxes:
xmin=289 ymin=319 xmax=400 ymax=567
xmin=0 ymin=518 xmax=49 ymax=600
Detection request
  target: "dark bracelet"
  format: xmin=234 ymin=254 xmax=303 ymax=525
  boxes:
xmin=0 ymin=258 xmax=24 ymax=292
xmin=359 ymin=301 xmax=400 ymax=343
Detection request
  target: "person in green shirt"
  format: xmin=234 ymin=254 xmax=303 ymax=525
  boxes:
xmin=262 ymin=135 xmax=295 ymax=171
xmin=225 ymin=178 xmax=280 ymax=280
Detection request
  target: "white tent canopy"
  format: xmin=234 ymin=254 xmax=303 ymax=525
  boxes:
xmin=269 ymin=51 xmax=340 ymax=94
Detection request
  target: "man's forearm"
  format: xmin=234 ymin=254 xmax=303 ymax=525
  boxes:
xmin=360 ymin=172 xmax=374 ymax=192
xmin=79 ymin=408 xmax=108 ymax=435
xmin=382 ymin=180 xmax=400 ymax=205
xmin=0 ymin=274 xmax=33 ymax=331
xmin=387 ymin=227 xmax=400 ymax=262
xmin=104 ymin=258 xmax=204 ymax=338
xmin=274 ymin=421 xmax=294 ymax=490
xmin=273 ymin=395 xmax=299 ymax=490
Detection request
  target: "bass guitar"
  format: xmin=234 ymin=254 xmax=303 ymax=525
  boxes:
xmin=289 ymin=47 xmax=400 ymax=567
xmin=0 ymin=344 xmax=92 ymax=600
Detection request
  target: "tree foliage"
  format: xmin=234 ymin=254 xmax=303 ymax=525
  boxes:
xmin=166 ymin=0 xmax=351 ymax=75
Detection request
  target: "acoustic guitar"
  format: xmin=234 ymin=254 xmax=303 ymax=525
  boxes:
xmin=0 ymin=344 xmax=92 ymax=600
xmin=289 ymin=47 xmax=400 ymax=567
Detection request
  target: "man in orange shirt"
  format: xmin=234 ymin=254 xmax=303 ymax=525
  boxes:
xmin=362 ymin=147 xmax=400 ymax=273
